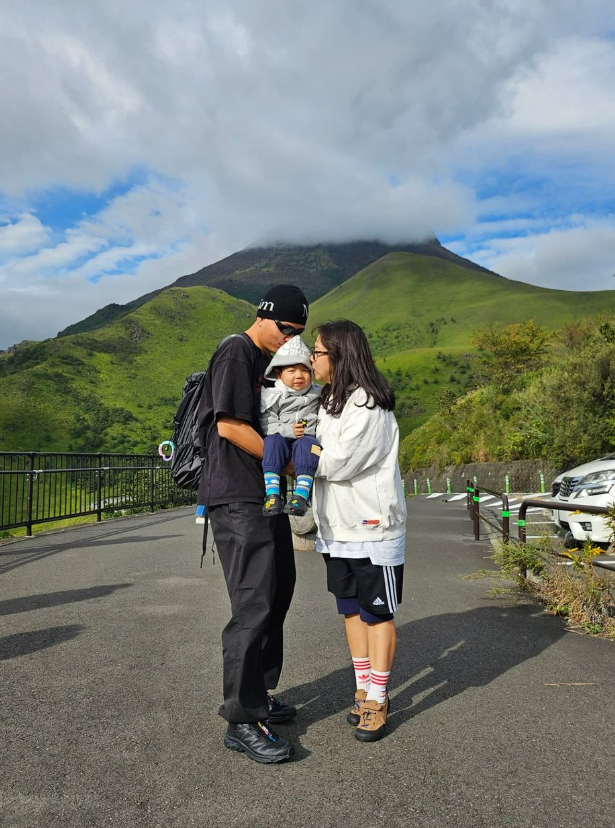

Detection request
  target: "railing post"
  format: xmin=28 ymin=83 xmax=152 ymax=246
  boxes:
xmin=466 ymin=479 xmax=472 ymax=510
xmin=96 ymin=453 xmax=103 ymax=522
xmin=149 ymin=456 xmax=155 ymax=513
xmin=473 ymin=485 xmax=480 ymax=541
xmin=501 ymin=493 xmax=510 ymax=543
xmin=517 ymin=501 xmax=528 ymax=543
xmin=26 ymin=452 xmax=35 ymax=537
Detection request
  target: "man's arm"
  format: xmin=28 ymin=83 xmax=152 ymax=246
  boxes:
xmin=217 ymin=416 xmax=294 ymax=474
xmin=217 ymin=416 xmax=264 ymax=459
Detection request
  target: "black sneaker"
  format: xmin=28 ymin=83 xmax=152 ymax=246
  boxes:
xmin=263 ymin=494 xmax=284 ymax=516
xmin=267 ymin=693 xmax=297 ymax=723
xmin=224 ymin=721 xmax=294 ymax=764
xmin=283 ymin=494 xmax=308 ymax=516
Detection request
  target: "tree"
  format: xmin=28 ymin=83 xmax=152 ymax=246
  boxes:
xmin=436 ymin=388 xmax=459 ymax=415
xmin=471 ymin=319 xmax=552 ymax=388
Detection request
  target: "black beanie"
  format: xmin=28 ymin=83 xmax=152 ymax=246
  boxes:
xmin=256 ymin=284 xmax=309 ymax=325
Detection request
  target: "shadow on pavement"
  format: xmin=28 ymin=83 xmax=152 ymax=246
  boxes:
xmin=0 ymin=518 xmax=187 ymax=575
xmin=0 ymin=583 xmax=133 ymax=616
xmin=0 ymin=625 xmax=85 ymax=660
xmin=284 ymin=603 xmax=565 ymax=753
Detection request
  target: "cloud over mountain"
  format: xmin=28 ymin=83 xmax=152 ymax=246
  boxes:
xmin=1 ymin=0 xmax=615 ymax=346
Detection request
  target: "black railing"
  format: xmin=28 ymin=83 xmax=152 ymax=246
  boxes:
xmin=465 ymin=478 xmax=612 ymax=554
xmin=466 ymin=479 xmax=513 ymax=542
xmin=0 ymin=452 xmax=196 ymax=535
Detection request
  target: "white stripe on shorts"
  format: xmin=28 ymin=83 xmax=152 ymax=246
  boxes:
xmin=384 ymin=566 xmax=398 ymax=612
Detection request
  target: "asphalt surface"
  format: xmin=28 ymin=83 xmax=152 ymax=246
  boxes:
xmin=1 ymin=498 xmax=614 ymax=828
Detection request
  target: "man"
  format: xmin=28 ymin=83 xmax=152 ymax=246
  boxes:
xmin=197 ymin=284 xmax=309 ymax=764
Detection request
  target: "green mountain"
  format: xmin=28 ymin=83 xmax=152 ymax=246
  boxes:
xmin=308 ymin=252 xmax=615 ymax=436
xmin=2 ymin=248 xmax=615 ymax=454
xmin=57 ymin=239 xmax=494 ymax=338
xmin=0 ymin=287 xmax=254 ymax=452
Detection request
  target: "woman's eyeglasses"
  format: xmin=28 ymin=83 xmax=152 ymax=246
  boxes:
xmin=275 ymin=320 xmax=305 ymax=337
xmin=309 ymin=347 xmax=329 ymax=360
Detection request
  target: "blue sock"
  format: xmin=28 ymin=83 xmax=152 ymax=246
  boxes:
xmin=294 ymin=474 xmax=313 ymax=500
xmin=264 ymin=472 xmax=280 ymax=496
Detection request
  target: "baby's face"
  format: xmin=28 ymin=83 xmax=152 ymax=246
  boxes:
xmin=278 ymin=364 xmax=312 ymax=391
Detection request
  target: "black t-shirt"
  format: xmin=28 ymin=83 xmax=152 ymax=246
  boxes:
xmin=197 ymin=332 xmax=271 ymax=506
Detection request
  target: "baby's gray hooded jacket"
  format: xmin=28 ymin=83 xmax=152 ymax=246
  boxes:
xmin=260 ymin=338 xmax=322 ymax=439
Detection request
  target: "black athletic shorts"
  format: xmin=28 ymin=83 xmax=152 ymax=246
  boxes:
xmin=322 ymin=554 xmax=404 ymax=619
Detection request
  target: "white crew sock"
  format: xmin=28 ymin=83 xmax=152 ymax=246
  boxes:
xmin=366 ymin=669 xmax=390 ymax=704
xmin=352 ymin=657 xmax=371 ymax=692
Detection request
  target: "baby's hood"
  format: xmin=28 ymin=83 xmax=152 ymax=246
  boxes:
xmin=264 ymin=337 xmax=313 ymax=380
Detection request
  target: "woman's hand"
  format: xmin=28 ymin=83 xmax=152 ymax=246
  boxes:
xmin=292 ymin=421 xmax=306 ymax=438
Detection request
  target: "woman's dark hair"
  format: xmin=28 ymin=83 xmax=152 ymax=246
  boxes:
xmin=313 ymin=319 xmax=395 ymax=417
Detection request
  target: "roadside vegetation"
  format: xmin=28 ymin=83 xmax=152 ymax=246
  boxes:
xmin=400 ymin=315 xmax=615 ymax=471
xmin=481 ymin=531 xmax=615 ymax=640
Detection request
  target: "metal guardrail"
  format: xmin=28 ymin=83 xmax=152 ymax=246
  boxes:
xmin=465 ymin=479 xmax=614 ymax=571
xmin=0 ymin=451 xmax=196 ymax=535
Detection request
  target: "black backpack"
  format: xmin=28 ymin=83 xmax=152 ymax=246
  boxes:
xmin=170 ymin=371 xmax=207 ymax=490
xmin=170 ymin=334 xmax=244 ymax=491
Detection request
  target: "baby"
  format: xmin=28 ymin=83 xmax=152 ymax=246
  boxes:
xmin=260 ymin=338 xmax=322 ymax=517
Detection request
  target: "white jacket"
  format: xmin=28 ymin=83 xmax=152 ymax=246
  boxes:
xmin=313 ymin=387 xmax=407 ymax=542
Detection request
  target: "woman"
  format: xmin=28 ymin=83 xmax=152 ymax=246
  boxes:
xmin=310 ymin=320 xmax=407 ymax=742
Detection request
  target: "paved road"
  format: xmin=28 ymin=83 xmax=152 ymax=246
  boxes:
xmin=1 ymin=499 xmax=614 ymax=828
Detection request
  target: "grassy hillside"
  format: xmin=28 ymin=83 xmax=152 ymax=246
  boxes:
xmin=0 ymin=288 xmax=254 ymax=452
xmin=399 ymin=318 xmax=615 ymax=471
xmin=57 ymin=239 xmax=493 ymax=338
xmin=4 ymin=250 xmax=615 ymax=454
xmin=309 ymin=253 xmax=615 ymax=437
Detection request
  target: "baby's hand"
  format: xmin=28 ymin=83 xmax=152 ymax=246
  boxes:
xmin=293 ymin=422 xmax=306 ymax=438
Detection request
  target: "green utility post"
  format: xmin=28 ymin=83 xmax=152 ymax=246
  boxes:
xmin=427 ymin=478 xmax=432 ymax=495
xmin=446 ymin=477 xmax=452 ymax=494
xmin=413 ymin=478 xmax=418 ymax=496
xmin=505 ymin=473 xmax=510 ymax=495
xmin=539 ymin=471 xmax=546 ymax=493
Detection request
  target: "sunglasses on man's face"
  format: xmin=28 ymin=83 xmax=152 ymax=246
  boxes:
xmin=274 ymin=320 xmax=305 ymax=337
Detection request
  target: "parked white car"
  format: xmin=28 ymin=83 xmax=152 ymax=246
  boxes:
xmin=551 ymin=453 xmax=615 ymax=545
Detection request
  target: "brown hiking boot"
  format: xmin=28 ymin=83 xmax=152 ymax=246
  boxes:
xmin=354 ymin=696 xmax=389 ymax=742
xmin=346 ymin=688 xmax=367 ymax=726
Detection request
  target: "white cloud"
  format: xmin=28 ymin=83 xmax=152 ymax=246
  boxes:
xmin=0 ymin=213 xmax=50 ymax=257
xmin=506 ymin=37 xmax=615 ymax=137
xmin=466 ymin=218 xmax=615 ymax=291
xmin=1 ymin=1 xmax=615 ymax=346
xmin=0 ymin=229 xmax=232 ymax=347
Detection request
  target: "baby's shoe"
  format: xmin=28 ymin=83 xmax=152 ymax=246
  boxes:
xmin=263 ymin=494 xmax=284 ymax=516
xmin=283 ymin=494 xmax=308 ymax=516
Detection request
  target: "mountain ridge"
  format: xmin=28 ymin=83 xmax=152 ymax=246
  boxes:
xmin=56 ymin=238 xmax=498 ymax=338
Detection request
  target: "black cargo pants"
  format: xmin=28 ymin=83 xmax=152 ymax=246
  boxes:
xmin=209 ymin=502 xmax=296 ymax=723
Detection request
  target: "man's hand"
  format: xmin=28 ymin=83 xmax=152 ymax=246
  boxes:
xmin=292 ymin=421 xmax=306 ymax=438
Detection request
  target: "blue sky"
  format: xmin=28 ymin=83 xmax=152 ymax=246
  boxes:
xmin=1 ymin=0 xmax=615 ymax=348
